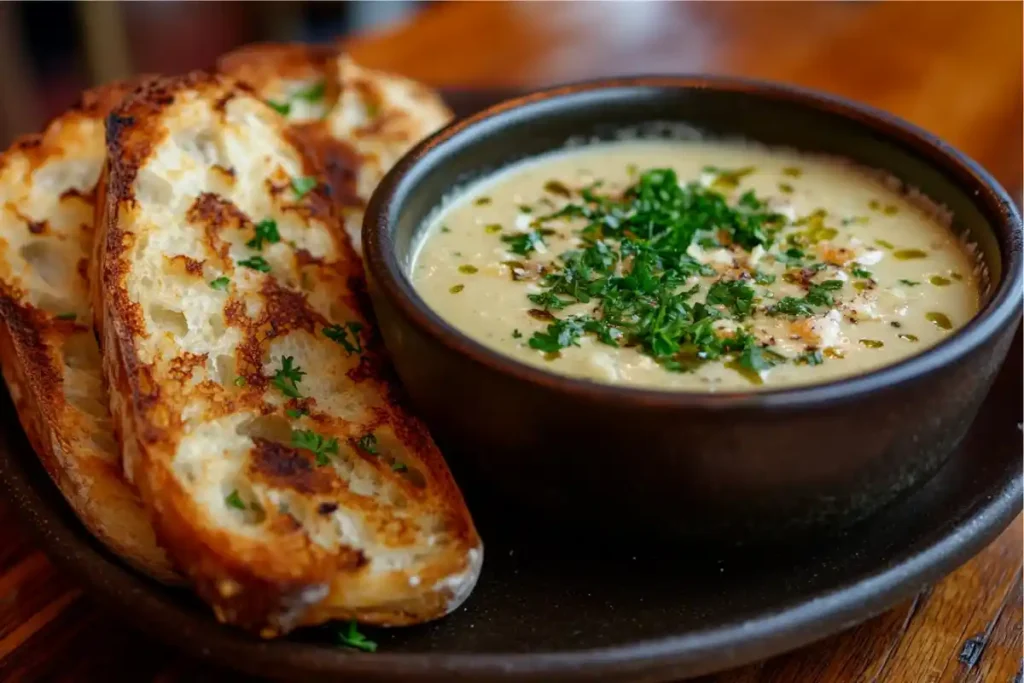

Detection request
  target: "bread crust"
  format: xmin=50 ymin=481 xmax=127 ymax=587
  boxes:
xmin=0 ymin=82 xmax=178 ymax=583
xmin=96 ymin=72 xmax=481 ymax=636
xmin=218 ymin=43 xmax=452 ymax=252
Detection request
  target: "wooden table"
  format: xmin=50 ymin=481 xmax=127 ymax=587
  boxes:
xmin=2 ymin=2 xmax=1021 ymax=681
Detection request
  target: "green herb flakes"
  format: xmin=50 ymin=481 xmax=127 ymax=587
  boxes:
xmin=238 ymin=255 xmax=271 ymax=272
xmin=295 ymin=81 xmax=326 ymax=102
xmin=501 ymin=230 xmax=545 ymax=256
xmin=266 ymin=99 xmax=291 ymax=116
xmin=323 ymin=322 xmax=364 ymax=356
xmin=706 ymin=279 xmax=755 ymax=319
xmin=450 ymin=284 xmax=465 ymax=294
xmin=337 ymin=621 xmax=377 ymax=652
xmin=458 ymin=264 xmax=479 ymax=274
xmin=225 ymin=490 xmax=246 ymax=510
xmin=209 ymin=276 xmax=231 ymax=290
xmin=272 ymin=356 xmax=305 ymax=398
xmin=292 ymin=429 xmax=340 ymax=467
xmin=247 ymin=219 xmax=281 ymax=250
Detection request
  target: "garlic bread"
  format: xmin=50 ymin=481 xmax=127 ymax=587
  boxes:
xmin=218 ymin=43 xmax=452 ymax=251
xmin=0 ymin=82 xmax=177 ymax=583
xmin=95 ymin=72 xmax=482 ymax=636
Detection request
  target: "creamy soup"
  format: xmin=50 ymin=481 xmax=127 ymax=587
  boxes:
xmin=410 ymin=141 xmax=983 ymax=391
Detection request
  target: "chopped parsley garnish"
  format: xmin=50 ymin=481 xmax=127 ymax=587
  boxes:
xmin=266 ymin=100 xmax=291 ymax=115
xmin=291 ymin=176 xmax=317 ymax=198
xmin=292 ymin=429 xmax=339 ymax=466
xmin=706 ymin=279 xmax=755 ymax=319
xmin=272 ymin=356 xmax=305 ymax=398
xmin=795 ymin=349 xmax=825 ymax=366
xmin=233 ymin=376 xmax=246 ymax=387
xmin=267 ymin=81 xmax=325 ymax=116
xmin=391 ymin=461 xmax=408 ymax=472
xmin=209 ymin=277 xmax=230 ymax=290
xmin=527 ymin=290 xmax=569 ymax=311
xmin=501 ymin=230 xmax=545 ymax=256
xmin=337 ymin=621 xmax=377 ymax=652
xmin=225 ymin=490 xmax=246 ymax=510
xmin=738 ymin=343 xmax=785 ymax=373
xmin=238 ymin=255 xmax=271 ymax=272
xmin=753 ymin=270 xmax=776 ymax=285
xmin=286 ymin=408 xmax=307 ymax=419
xmin=769 ymin=280 xmax=843 ymax=318
xmin=489 ymin=167 xmax=787 ymax=371
xmin=323 ymin=322 xmax=363 ymax=355
xmin=356 ymin=434 xmax=378 ymax=455
xmin=246 ymin=219 xmax=280 ymax=250
xmin=899 ymin=279 xmax=921 ymax=287
xmin=294 ymin=81 xmax=326 ymax=102
xmin=851 ymin=267 xmax=873 ymax=279
xmin=55 ymin=312 xmax=77 ymax=320
xmin=529 ymin=315 xmax=587 ymax=353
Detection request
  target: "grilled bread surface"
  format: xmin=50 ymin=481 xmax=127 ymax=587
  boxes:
xmin=0 ymin=83 xmax=178 ymax=582
xmin=219 ymin=43 xmax=452 ymax=251
xmin=95 ymin=72 xmax=481 ymax=635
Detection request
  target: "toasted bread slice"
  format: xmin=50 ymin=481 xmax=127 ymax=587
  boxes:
xmin=0 ymin=83 xmax=178 ymax=583
xmin=95 ymin=72 xmax=482 ymax=635
xmin=218 ymin=43 xmax=452 ymax=251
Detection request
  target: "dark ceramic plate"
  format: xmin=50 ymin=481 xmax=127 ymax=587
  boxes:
xmin=0 ymin=90 xmax=1020 ymax=683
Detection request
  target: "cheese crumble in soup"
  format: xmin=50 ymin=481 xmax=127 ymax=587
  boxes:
xmin=410 ymin=141 xmax=981 ymax=391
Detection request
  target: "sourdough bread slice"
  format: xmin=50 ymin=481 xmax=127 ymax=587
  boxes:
xmin=0 ymin=83 xmax=177 ymax=583
xmin=95 ymin=72 xmax=482 ymax=636
xmin=218 ymin=43 xmax=452 ymax=251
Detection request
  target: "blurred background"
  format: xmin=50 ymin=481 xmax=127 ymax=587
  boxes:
xmin=0 ymin=1 xmax=423 ymax=143
xmin=0 ymin=1 xmax=1020 ymax=195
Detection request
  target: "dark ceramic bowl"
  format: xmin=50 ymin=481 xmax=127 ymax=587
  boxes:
xmin=363 ymin=76 xmax=1023 ymax=539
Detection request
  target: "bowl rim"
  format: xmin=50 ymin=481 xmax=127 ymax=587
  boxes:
xmin=363 ymin=74 xmax=1023 ymax=410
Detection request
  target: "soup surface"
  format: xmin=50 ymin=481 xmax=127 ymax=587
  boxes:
xmin=411 ymin=141 xmax=982 ymax=391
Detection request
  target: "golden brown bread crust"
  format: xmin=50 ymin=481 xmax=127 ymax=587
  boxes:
xmin=0 ymin=81 xmax=178 ymax=583
xmin=96 ymin=72 xmax=481 ymax=636
xmin=218 ymin=43 xmax=452 ymax=251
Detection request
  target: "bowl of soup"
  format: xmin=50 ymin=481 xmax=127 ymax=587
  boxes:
xmin=363 ymin=77 xmax=1022 ymax=538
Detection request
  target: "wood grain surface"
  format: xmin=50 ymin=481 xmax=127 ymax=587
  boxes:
xmin=2 ymin=1 xmax=1021 ymax=681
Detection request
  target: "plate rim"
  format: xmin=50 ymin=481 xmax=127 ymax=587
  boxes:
xmin=2 ymin=398 xmax=1019 ymax=682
